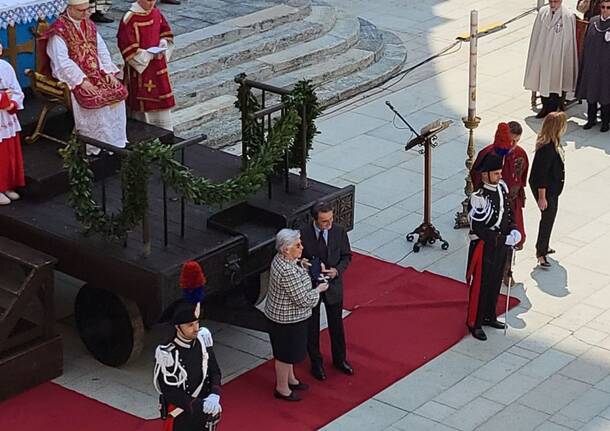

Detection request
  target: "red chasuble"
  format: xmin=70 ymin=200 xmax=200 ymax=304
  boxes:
xmin=46 ymin=13 xmax=128 ymax=109
xmin=117 ymin=7 xmax=176 ymax=112
xmin=470 ymin=145 xmax=529 ymax=244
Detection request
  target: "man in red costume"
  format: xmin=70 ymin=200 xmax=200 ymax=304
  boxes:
xmin=470 ymin=122 xmax=529 ymax=284
xmin=46 ymin=0 xmax=128 ymax=155
xmin=0 ymin=43 xmax=25 ymax=205
xmin=118 ymin=0 xmax=176 ymax=131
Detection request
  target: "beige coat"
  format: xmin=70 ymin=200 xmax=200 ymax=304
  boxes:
xmin=524 ymin=5 xmax=578 ymax=97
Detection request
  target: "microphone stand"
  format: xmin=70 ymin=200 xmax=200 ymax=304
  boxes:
xmin=385 ymin=101 xmax=450 ymax=253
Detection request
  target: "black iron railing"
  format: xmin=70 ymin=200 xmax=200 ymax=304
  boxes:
xmin=78 ymin=134 xmax=206 ymax=254
xmin=235 ymin=73 xmax=309 ymax=194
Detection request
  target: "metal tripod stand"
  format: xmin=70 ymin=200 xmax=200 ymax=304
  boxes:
xmin=385 ymin=101 xmax=450 ymax=253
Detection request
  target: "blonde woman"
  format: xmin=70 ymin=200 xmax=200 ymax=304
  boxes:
xmin=528 ymin=112 xmax=567 ymax=268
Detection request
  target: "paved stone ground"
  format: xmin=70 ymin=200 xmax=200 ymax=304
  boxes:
xmin=48 ymin=0 xmax=610 ymax=429
xmin=313 ymin=0 xmax=610 ymax=430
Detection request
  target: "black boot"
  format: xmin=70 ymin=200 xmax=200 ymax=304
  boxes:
xmin=536 ymin=96 xmax=550 ymax=118
xmin=601 ymin=104 xmax=610 ymax=133
xmin=548 ymin=93 xmax=561 ymax=112
xmin=583 ymin=102 xmax=598 ymax=130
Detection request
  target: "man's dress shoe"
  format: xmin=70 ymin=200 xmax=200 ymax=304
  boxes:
xmin=333 ymin=361 xmax=354 ymax=375
xmin=483 ymin=319 xmax=506 ymax=330
xmin=161 ymin=0 xmax=181 ymax=4
xmin=310 ymin=364 xmax=327 ymax=381
xmin=470 ymin=327 xmax=487 ymax=341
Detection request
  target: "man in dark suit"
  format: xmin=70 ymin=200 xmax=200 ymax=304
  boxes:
xmin=301 ymin=201 xmax=353 ymax=380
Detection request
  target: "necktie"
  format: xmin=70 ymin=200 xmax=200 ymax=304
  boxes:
xmin=318 ymin=230 xmax=328 ymax=263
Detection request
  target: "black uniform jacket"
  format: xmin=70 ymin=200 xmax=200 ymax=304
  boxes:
xmin=301 ymin=222 xmax=352 ymax=305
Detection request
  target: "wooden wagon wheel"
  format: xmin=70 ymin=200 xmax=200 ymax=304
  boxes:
xmin=74 ymin=286 xmax=144 ymax=367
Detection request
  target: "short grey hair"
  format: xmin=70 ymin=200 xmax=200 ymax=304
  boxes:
xmin=275 ymin=228 xmax=300 ymax=253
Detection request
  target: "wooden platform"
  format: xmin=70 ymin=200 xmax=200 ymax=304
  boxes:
xmin=0 ymin=139 xmax=355 ymax=326
xmin=19 ymin=112 xmax=175 ymax=200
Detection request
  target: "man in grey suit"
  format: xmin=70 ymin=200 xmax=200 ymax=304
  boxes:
xmin=301 ymin=201 xmax=353 ymax=381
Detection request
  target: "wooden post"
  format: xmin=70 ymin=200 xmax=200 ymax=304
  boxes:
xmin=455 ymin=10 xmax=481 ymax=229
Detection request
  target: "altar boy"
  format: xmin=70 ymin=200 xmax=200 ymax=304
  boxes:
xmin=0 ymin=43 xmax=25 ymax=205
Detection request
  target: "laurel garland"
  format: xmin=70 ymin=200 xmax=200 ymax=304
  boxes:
xmin=239 ymin=79 xmax=320 ymax=169
xmin=60 ymin=107 xmax=300 ymax=241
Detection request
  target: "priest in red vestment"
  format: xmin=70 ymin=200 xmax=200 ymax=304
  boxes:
xmin=46 ymin=0 xmax=128 ymax=156
xmin=117 ymin=0 xmax=176 ymax=131
xmin=470 ymin=122 xmax=529 ymax=285
xmin=0 ymin=44 xmax=25 ymax=206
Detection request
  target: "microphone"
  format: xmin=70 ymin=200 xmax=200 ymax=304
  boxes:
xmin=385 ymin=101 xmax=395 ymax=110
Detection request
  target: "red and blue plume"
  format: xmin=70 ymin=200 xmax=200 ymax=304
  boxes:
xmin=180 ymin=260 xmax=207 ymax=304
xmin=493 ymin=122 xmax=512 ymax=156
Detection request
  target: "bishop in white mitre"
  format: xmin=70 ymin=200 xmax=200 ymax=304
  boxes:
xmin=46 ymin=0 xmax=129 ymax=155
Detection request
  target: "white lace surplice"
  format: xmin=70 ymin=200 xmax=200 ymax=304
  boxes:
xmin=0 ymin=59 xmax=24 ymax=140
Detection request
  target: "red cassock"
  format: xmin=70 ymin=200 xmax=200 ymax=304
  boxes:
xmin=0 ymin=91 xmax=24 ymax=192
xmin=470 ymin=145 xmax=529 ymax=245
xmin=117 ymin=8 xmax=176 ymax=112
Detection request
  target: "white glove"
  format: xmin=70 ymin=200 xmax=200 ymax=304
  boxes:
xmin=203 ymin=393 xmax=221 ymax=415
xmin=158 ymin=38 xmax=168 ymax=50
xmin=505 ymin=229 xmax=521 ymax=246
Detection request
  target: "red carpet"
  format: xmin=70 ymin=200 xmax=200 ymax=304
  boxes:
xmin=0 ymin=253 xmax=518 ymax=431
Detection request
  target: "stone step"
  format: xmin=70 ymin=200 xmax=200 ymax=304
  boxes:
xmin=172 ymin=7 xmax=358 ymax=110
xmin=171 ymin=94 xmax=237 ymax=134
xmin=171 ymin=3 xmax=312 ymax=62
xmin=167 ymin=5 xmax=337 ymax=84
xmin=174 ymin=30 xmax=407 ymax=147
xmin=315 ymin=30 xmax=407 ymax=107
xmin=108 ymin=2 xmax=311 ymax=64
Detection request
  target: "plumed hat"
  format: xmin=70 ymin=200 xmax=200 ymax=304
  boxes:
xmin=492 ymin=123 xmax=512 ymax=156
xmin=475 ymin=152 xmax=504 ymax=173
xmin=160 ymin=261 xmax=207 ymax=325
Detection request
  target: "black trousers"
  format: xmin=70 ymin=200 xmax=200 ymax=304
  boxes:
xmin=541 ymin=93 xmax=561 ymax=113
xmin=307 ymin=297 xmax=346 ymax=366
xmin=469 ymin=240 xmax=507 ymax=329
xmin=535 ymin=194 xmax=559 ymax=258
xmin=586 ymin=102 xmax=610 ymax=124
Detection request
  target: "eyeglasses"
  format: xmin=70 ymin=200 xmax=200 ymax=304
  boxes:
xmin=601 ymin=5 xmax=610 ymax=9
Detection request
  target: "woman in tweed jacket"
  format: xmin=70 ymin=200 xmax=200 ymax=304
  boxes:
xmin=264 ymin=228 xmax=328 ymax=401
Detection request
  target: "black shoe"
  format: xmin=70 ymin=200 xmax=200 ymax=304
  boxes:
xmin=546 ymin=248 xmax=556 ymax=255
xmin=333 ymin=361 xmax=354 ymax=375
xmin=535 ymin=110 xmax=549 ymax=119
xmin=537 ymin=256 xmax=551 ymax=268
xmin=161 ymin=0 xmax=181 ymax=4
xmin=583 ymin=121 xmax=597 ymax=130
xmin=90 ymin=12 xmax=113 ymax=23
xmin=288 ymin=382 xmax=309 ymax=391
xmin=470 ymin=327 xmax=487 ymax=341
xmin=483 ymin=319 xmax=506 ymax=330
xmin=274 ymin=389 xmax=301 ymax=401
xmin=310 ymin=364 xmax=327 ymax=381
xmin=601 ymin=123 xmax=609 ymax=133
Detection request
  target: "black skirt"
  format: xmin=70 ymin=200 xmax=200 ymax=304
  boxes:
xmin=268 ymin=318 xmax=309 ymax=364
